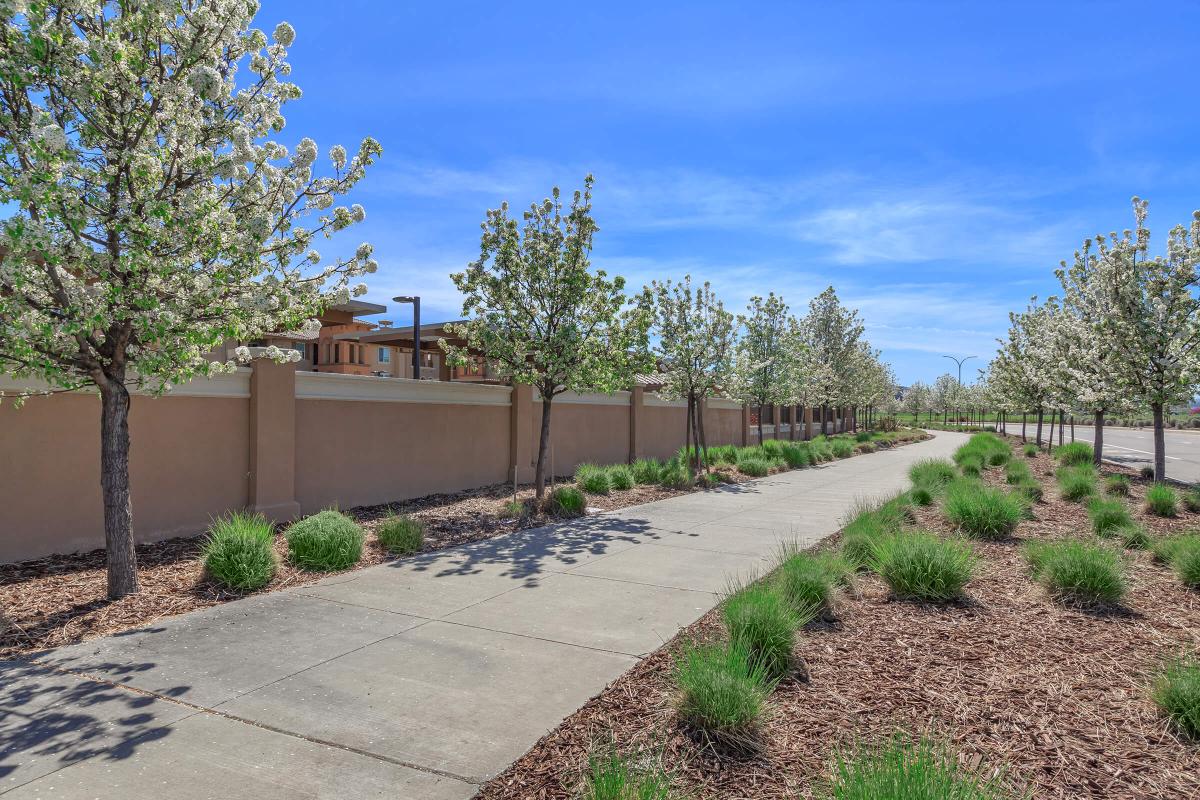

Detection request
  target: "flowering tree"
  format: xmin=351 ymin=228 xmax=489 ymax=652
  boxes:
xmin=732 ymin=293 xmax=796 ymax=444
xmin=647 ymin=277 xmax=737 ymax=477
xmin=802 ymin=286 xmax=864 ymax=434
xmin=444 ymin=176 xmax=651 ymax=500
xmin=1098 ymin=199 xmax=1200 ymax=479
xmin=903 ymin=380 xmax=931 ymax=423
xmin=0 ymin=4 xmax=380 ymax=598
xmin=931 ymin=373 xmax=959 ymax=425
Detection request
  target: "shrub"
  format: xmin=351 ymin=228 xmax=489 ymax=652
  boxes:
xmin=870 ymin=532 xmax=975 ymax=602
xmin=674 ymin=640 xmax=769 ymax=748
xmin=1116 ymin=523 xmax=1151 ymax=550
xmin=909 ymin=485 xmax=934 ymax=507
xmin=1054 ymin=441 xmax=1094 ymax=467
xmin=377 ymin=513 xmax=424 ymax=555
xmin=607 ymin=464 xmax=635 ymax=491
xmin=580 ymin=747 xmax=671 ymax=800
xmin=1141 ymin=465 xmax=1156 ymax=479
xmin=1146 ymin=483 xmax=1179 ymax=517
xmin=1153 ymin=658 xmax=1200 ymax=739
xmin=738 ymin=457 xmax=771 ymax=477
xmin=658 ymin=461 xmax=692 ymax=490
xmin=1057 ymin=467 xmax=1097 ymax=502
xmin=831 ymin=439 xmax=855 ymax=458
xmin=776 ymin=553 xmax=837 ymax=614
xmin=1105 ymin=474 xmax=1131 ymax=496
xmin=576 ymin=463 xmax=612 ymax=495
xmin=202 ymin=511 xmax=276 ymax=591
xmin=1023 ymin=443 xmax=1038 ymax=457
xmin=909 ymin=458 xmax=957 ymax=488
xmin=1024 ymin=540 xmax=1125 ymax=606
xmin=551 ymin=486 xmax=586 ymax=516
xmin=723 ymin=584 xmax=802 ymax=682
xmin=632 ymin=458 xmax=663 ymax=484
xmin=780 ymin=443 xmax=811 ymax=468
xmin=1005 ymin=460 xmax=1032 ymax=485
xmin=1087 ymin=497 xmax=1132 ymax=537
xmin=943 ymin=479 xmax=1022 ymax=539
xmin=286 ymin=509 xmax=364 ymax=572
xmin=1184 ymin=487 xmax=1200 ymax=513
xmin=823 ymin=734 xmax=1012 ymax=800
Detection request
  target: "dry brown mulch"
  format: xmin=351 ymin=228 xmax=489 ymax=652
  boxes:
xmin=478 ymin=441 xmax=1200 ymax=800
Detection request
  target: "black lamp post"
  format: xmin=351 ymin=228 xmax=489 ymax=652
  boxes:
xmin=393 ymin=295 xmax=421 ymax=379
xmin=942 ymin=354 xmax=976 ymax=425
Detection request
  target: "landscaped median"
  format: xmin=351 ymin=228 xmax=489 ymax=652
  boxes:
xmin=477 ymin=432 xmax=1200 ymax=799
xmin=0 ymin=428 xmax=926 ymax=658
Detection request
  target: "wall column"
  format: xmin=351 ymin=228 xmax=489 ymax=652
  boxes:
xmin=803 ymin=405 xmax=814 ymax=440
xmin=510 ymin=382 xmax=535 ymax=484
xmin=249 ymin=356 xmax=300 ymax=524
xmin=629 ymin=386 xmax=645 ymax=462
xmin=741 ymin=405 xmax=751 ymax=447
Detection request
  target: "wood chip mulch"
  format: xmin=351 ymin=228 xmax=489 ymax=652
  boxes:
xmin=477 ymin=439 xmax=1200 ymax=800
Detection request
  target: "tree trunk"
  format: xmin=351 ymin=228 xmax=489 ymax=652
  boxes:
xmin=1022 ymin=412 xmax=1027 ymax=441
xmin=1070 ymin=415 xmax=1075 ymax=442
xmin=757 ymin=403 xmax=765 ymax=446
xmin=1093 ymin=410 xmax=1104 ymax=466
xmin=1035 ymin=408 xmax=1044 ymax=446
xmin=535 ymin=395 xmax=553 ymax=500
xmin=1152 ymin=402 xmax=1166 ymax=481
xmin=697 ymin=395 xmax=710 ymax=473
xmin=98 ymin=375 xmax=140 ymax=599
xmin=684 ymin=395 xmax=694 ymax=474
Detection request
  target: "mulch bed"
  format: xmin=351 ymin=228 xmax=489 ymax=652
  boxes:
xmin=0 ymin=432 xmax=924 ymax=659
xmin=477 ymin=438 xmax=1200 ymax=800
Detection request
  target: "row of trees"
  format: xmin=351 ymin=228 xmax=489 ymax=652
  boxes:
xmin=987 ymin=198 xmax=1200 ymax=479
xmin=445 ymin=178 xmax=897 ymax=498
xmin=0 ymin=3 xmax=895 ymax=600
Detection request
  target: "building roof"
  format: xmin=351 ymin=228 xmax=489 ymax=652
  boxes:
xmin=328 ymin=299 xmax=387 ymax=316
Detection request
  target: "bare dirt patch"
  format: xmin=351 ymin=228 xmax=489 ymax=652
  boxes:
xmin=477 ymin=437 xmax=1200 ymax=800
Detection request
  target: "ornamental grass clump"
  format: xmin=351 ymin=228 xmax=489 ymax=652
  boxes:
xmin=202 ymin=511 xmax=276 ymax=591
xmin=943 ymin=479 xmax=1022 ymax=539
xmin=377 ymin=513 xmax=424 ymax=555
xmin=909 ymin=485 xmax=934 ymax=507
xmin=909 ymin=458 xmax=957 ymax=489
xmin=959 ymin=457 xmax=983 ymax=478
xmin=869 ymin=532 xmax=975 ymax=602
xmin=1141 ymin=465 xmax=1156 ymax=479
xmin=1054 ymin=441 xmax=1094 ymax=467
xmin=1166 ymin=537 xmax=1200 ymax=587
xmin=1024 ymin=539 xmax=1125 ymax=606
xmin=1005 ymin=460 xmax=1032 ymax=485
xmin=658 ymin=461 xmax=692 ymax=490
xmin=810 ymin=440 xmax=835 ymax=462
xmin=286 ymin=509 xmax=364 ymax=572
xmin=1150 ymin=532 xmax=1200 ymax=565
xmin=1105 ymin=474 xmax=1131 ymax=496
xmin=738 ymin=457 xmax=771 ymax=478
xmin=1146 ymin=483 xmax=1179 ymax=517
xmin=840 ymin=497 xmax=908 ymax=570
xmin=780 ymin=443 xmax=811 ymax=468
xmin=552 ymin=486 xmax=586 ymax=516
xmin=723 ymin=584 xmax=803 ymax=682
xmin=1184 ymin=487 xmax=1200 ymax=513
xmin=1088 ymin=497 xmax=1133 ymax=537
xmin=1153 ymin=657 xmax=1200 ymax=740
xmin=822 ymin=734 xmax=1013 ymax=800
xmin=776 ymin=552 xmax=839 ymax=615
xmin=580 ymin=747 xmax=671 ymax=800
xmin=1023 ymin=443 xmax=1038 ymax=458
xmin=674 ymin=640 xmax=769 ymax=750
xmin=632 ymin=458 xmax=663 ymax=485
xmin=1116 ymin=523 xmax=1151 ymax=550
xmin=1015 ymin=479 xmax=1044 ymax=503
xmin=575 ymin=463 xmax=612 ymax=495
xmin=855 ymin=431 xmax=872 ymax=443
xmin=953 ymin=433 xmax=1009 ymax=470
xmin=831 ymin=439 xmax=855 ymax=459
xmin=1057 ymin=466 xmax=1097 ymax=502
xmin=606 ymin=464 xmax=635 ymax=491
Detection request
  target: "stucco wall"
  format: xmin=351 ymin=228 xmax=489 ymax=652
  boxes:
xmin=531 ymin=393 xmax=631 ymax=475
xmin=0 ymin=387 xmax=250 ymax=562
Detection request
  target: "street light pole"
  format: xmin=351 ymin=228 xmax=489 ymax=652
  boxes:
xmin=393 ymin=295 xmax=421 ymax=379
xmin=942 ymin=354 xmax=976 ymax=426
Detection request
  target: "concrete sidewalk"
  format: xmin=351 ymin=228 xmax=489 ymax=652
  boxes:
xmin=2 ymin=431 xmax=965 ymax=799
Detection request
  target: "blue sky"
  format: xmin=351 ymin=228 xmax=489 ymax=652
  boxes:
xmin=260 ymin=0 xmax=1200 ymax=385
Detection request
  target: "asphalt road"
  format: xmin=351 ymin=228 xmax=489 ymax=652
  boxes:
xmin=1043 ymin=425 xmax=1200 ymax=484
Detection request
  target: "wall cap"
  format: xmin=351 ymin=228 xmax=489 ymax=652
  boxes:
xmin=296 ymin=371 xmax=512 ymax=406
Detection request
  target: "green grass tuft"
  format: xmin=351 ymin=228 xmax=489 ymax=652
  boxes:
xmin=1146 ymin=483 xmax=1178 ymax=517
xmin=552 ymin=486 xmax=586 ymax=516
xmin=377 ymin=513 xmax=424 ymax=555
xmin=1141 ymin=465 xmax=1156 ymax=479
xmin=1057 ymin=466 xmax=1097 ymax=502
xmin=580 ymin=746 xmax=671 ymax=800
xmin=1169 ymin=537 xmax=1200 ymax=587
xmin=870 ymin=531 xmax=975 ymax=602
xmin=1116 ymin=523 xmax=1151 ymax=550
xmin=909 ymin=458 xmax=958 ymax=489
xmin=607 ymin=464 xmax=635 ymax=491
xmin=1024 ymin=539 xmax=1125 ymax=606
xmin=1150 ymin=532 xmax=1200 ymax=565
xmin=1184 ymin=487 xmax=1200 ymax=513
xmin=1023 ymin=443 xmax=1038 ymax=457
xmin=286 ymin=509 xmax=364 ymax=572
xmin=831 ymin=439 xmax=856 ymax=458
xmin=674 ymin=640 xmax=769 ymax=749
xmin=723 ymin=584 xmax=803 ymax=682
xmin=632 ymin=458 xmax=663 ymax=484
xmin=1005 ymin=460 xmax=1032 ymax=485
xmin=202 ymin=511 xmax=276 ymax=591
xmin=943 ymin=479 xmax=1022 ymax=539
xmin=1153 ymin=657 xmax=1200 ymax=740
xmin=1087 ymin=497 xmax=1133 ymax=537
xmin=855 ymin=431 xmax=872 ymax=442
xmin=822 ymin=734 xmax=1013 ymax=800
xmin=738 ymin=457 xmax=771 ymax=477
xmin=576 ymin=463 xmax=612 ymax=495
xmin=1105 ymin=474 xmax=1131 ymax=496
xmin=1054 ymin=441 xmax=1094 ymax=466
xmin=909 ymin=485 xmax=934 ymax=506
xmin=776 ymin=552 xmax=839 ymax=615
xmin=658 ymin=461 xmax=692 ymax=490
